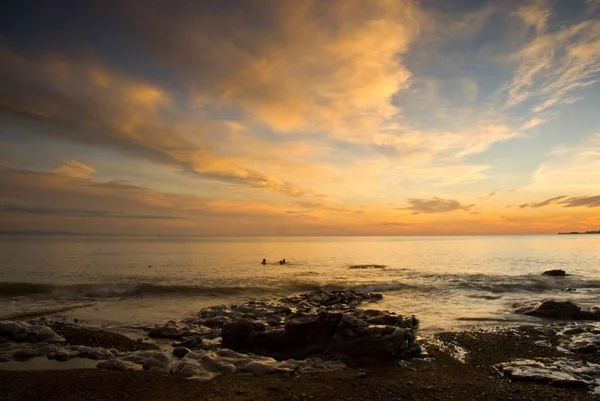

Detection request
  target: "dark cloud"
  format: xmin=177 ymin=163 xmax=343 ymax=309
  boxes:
xmin=517 ymin=195 xmax=600 ymax=209
xmin=378 ymin=221 xmax=413 ymax=226
xmin=518 ymin=195 xmax=567 ymax=209
xmin=560 ymin=195 xmax=600 ymax=208
xmin=0 ymin=204 xmax=176 ymax=220
xmin=401 ymin=198 xmax=475 ymax=215
xmin=0 ymin=47 xmax=307 ymax=197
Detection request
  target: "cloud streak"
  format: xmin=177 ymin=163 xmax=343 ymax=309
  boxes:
xmin=0 ymin=46 xmax=308 ymax=197
xmin=401 ymin=198 xmax=475 ymax=215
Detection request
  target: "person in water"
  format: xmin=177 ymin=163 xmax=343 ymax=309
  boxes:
xmin=279 ymin=259 xmax=286 ymax=265
xmin=261 ymin=259 xmax=266 ymax=265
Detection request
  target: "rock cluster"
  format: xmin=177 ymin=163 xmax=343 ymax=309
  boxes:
xmin=217 ymin=291 xmax=420 ymax=361
xmin=0 ymin=321 xmax=66 ymax=343
xmin=98 ymin=348 xmax=347 ymax=382
xmin=0 ymin=290 xmax=421 ymax=382
xmin=556 ymin=323 xmax=600 ymax=353
xmin=142 ymin=290 xmax=419 ymax=363
xmin=514 ymin=300 xmax=600 ymax=320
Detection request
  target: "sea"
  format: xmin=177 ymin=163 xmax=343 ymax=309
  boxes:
xmin=1 ymin=235 xmax=599 ymax=332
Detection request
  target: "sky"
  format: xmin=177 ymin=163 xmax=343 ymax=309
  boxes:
xmin=0 ymin=0 xmax=599 ymax=236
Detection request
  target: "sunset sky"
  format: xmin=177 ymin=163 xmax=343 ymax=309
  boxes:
xmin=0 ymin=0 xmax=599 ymax=236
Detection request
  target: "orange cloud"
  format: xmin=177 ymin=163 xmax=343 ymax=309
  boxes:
xmin=52 ymin=160 xmax=95 ymax=179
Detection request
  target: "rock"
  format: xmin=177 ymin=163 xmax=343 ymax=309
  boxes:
xmin=0 ymin=321 xmax=65 ymax=343
xmin=173 ymin=335 xmax=203 ymax=349
xmin=221 ymin=319 xmax=266 ymax=351
xmin=542 ymin=269 xmax=567 ymax=276
xmin=221 ymin=310 xmax=419 ymax=362
xmin=496 ymin=358 xmax=596 ymax=388
xmin=13 ymin=347 xmax=38 ymax=359
xmin=97 ymin=359 xmax=141 ymax=371
xmin=516 ymin=300 xmax=599 ymax=320
xmin=173 ymin=347 xmax=191 ymax=358
xmin=148 ymin=324 xmax=190 ymax=339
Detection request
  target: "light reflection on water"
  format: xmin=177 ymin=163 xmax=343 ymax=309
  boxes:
xmin=0 ymin=235 xmax=599 ymax=331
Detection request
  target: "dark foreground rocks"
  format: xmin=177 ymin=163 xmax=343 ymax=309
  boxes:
xmin=221 ymin=312 xmax=419 ymax=361
xmin=145 ymin=290 xmax=420 ymax=363
xmin=1 ymin=325 xmax=598 ymax=401
xmin=514 ymin=300 xmax=600 ymax=321
xmin=214 ymin=290 xmax=420 ymax=361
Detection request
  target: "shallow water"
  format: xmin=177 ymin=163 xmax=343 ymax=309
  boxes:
xmin=0 ymin=235 xmax=599 ymax=331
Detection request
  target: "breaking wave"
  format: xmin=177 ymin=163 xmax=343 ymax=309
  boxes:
xmin=1 ymin=273 xmax=599 ymax=300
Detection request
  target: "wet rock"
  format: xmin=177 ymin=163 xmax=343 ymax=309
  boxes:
xmin=13 ymin=347 xmax=39 ymax=360
xmin=148 ymin=321 xmax=199 ymax=339
xmin=97 ymin=359 xmax=142 ymax=371
xmin=221 ymin=319 xmax=266 ymax=351
xmin=514 ymin=300 xmax=600 ymax=320
xmin=0 ymin=321 xmax=66 ymax=343
xmin=221 ymin=310 xmax=420 ymax=362
xmin=173 ymin=335 xmax=203 ymax=349
xmin=496 ymin=358 xmax=597 ymax=389
xmin=542 ymin=269 xmax=567 ymax=276
xmin=173 ymin=346 xmax=191 ymax=358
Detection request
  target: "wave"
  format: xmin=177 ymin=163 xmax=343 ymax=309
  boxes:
xmin=348 ymin=264 xmax=386 ymax=270
xmin=1 ymin=274 xmax=599 ymax=300
xmin=0 ymin=302 xmax=97 ymax=320
xmin=0 ymin=282 xmax=274 ymax=298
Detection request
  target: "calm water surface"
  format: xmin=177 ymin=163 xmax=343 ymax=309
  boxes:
xmin=1 ymin=235 xmax=599 ymax=331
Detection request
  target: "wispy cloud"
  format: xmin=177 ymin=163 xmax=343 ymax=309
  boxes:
xmin=517 ymin=195 xmax=600 ymax=209
xmin=529 ymin=133 xmax=600 ymax=192
xmin=560 ymin=195 xmax=600 ymax=208
xmin=506 ymin=14 xmax=600 ymax=113
xmin=0 ymin=204 xmax=177 ymax=220
xmin=401 ymin=198 xmax=475 ymax=215
xmin=52 ymin=160 xmax=95 ymax=179
xmin=518 ymin=195 xmax=567 ymax=209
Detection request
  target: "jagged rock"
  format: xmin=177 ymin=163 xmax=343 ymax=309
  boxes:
xmin=542 ymin=269 xmax=567 ymax=276
xmin=221 ymin=311 xmax=420 ymax=361
xmin=515 ymin=300 xmax=600 ymax=320
xmin=496 ymin=358 xmax=596 ymax=388
xmin=221 ymin=319 xmax=266 ymax=351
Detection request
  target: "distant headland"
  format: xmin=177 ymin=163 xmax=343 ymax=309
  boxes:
xmin=558 ymin=230 xmax=600 ymax=235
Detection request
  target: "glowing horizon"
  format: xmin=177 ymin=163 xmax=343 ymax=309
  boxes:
xmin=0 ymin=0 xmax=599 ymax=236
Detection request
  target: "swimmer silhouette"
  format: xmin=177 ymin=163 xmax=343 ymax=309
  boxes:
xmin=282 ymin=259 xmax=286 ymax=264
xmin=261 ymin=259 xmax=267 ymax=265
xmin=279 ymin=260 xmax=284 ymax=265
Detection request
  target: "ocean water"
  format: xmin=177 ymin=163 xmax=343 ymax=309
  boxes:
xmin=1 ymin=235 xmax=599 ymax=332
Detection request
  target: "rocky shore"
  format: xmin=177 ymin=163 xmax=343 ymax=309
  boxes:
xmin=1 ymin=290 xmax=600 ymax=400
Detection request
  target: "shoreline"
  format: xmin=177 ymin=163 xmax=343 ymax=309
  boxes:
xmin=1 ymin=325 xmax=598 ymax=400
xmin=1 ymin=291 xmax=600 ymax=400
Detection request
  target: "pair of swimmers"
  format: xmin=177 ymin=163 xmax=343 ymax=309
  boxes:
xmin=261 ymin=259 xmax=286 ymax=265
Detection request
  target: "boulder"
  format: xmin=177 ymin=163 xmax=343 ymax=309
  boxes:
xmin=173 ymin=347 xmax=191 ymax=358
xmin=516 ymin=300 xmax=599 ymax=320
xmin=221 ymin=319 xmax=266 ymax=351
xmin=542 ymin=269 xmax=567 ymax=276
xmin=220 ymin=311 xmax=420 ymax=361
